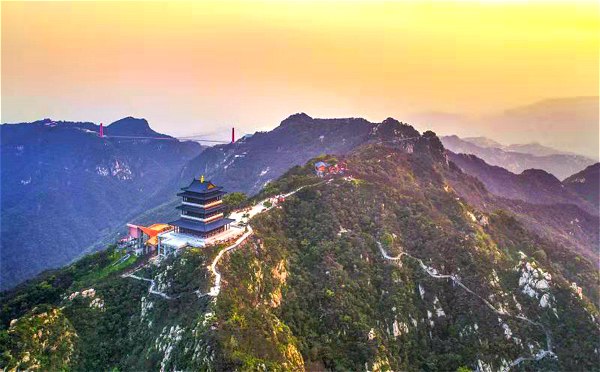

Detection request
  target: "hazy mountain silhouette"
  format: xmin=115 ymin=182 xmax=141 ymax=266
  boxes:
xmin=0 ymin=118 xmax=201 ymax=289
xmin=441 ymin=135 xmax=595 ymax=180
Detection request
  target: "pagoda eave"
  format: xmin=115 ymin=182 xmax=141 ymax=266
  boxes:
xmin=168 ymin=218 xmax=235 ymax=233
xmin=177 ymin=190 xmax=227 ymax=200
xmin=176 ymin=204 xmax=226 ymax=214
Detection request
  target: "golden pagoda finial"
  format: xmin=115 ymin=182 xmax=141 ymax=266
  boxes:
xmin=200 ymin=175 xmax=204 ymax=183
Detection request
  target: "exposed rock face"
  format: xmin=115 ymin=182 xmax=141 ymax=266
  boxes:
xmin=155 ymin=325 xmax=185 ymax=372
xmin=270 ymin=259 xmax=288 ymax=308
xmin=2 ymin=307 xmax=78 ymax=371
xmin=516 ymin=259 xmax=557 ymax=316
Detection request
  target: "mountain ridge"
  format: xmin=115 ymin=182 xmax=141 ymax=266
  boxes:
xmin=484 ymin=96 xmax=599 ymax=160
xmin=460 ymin=136 xmax=581 ymax=158
xmin=1 ymin=139 xmax=598 ymax=371
xmin=0 ymin=117 xmax=202 ymax=290
xmin=441 ymin=135 xmax=595 ymax=180
xmin=444 ymin=152 xmax=599 ymax=261
xmin=410 ymin=97 xmax=598 ymax=160
xmin=446 ymin=151 xmax=597 ymax=216
xmin=104 ymin=116 xmax=170 ymax=138
xmin=3 ymin=113 xmax=597 ymax=294
xmin=88 ymin=114 xmax=598 ymax=278
xmin=564 ymin=163 xmax=600 ymax=208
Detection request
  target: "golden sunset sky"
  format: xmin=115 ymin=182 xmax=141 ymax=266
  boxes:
xmin=1 ymin=1 xmax=598 ymax=144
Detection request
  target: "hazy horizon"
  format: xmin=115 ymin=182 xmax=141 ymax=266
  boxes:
xmin=2 ymin=2 xmax=598 ymax=157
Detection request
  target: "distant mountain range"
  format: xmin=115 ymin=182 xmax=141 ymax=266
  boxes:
xmin=446 ymin=152 xmax=591 ymax=210
xmin=487 ymin=96 xmax=598 ymax=160
xmin=460 ymin=136 xmax=504 ymax=149
xmin=0 ymin=118 xmax=202 ymax=289
xmin=461 ymin=136 xmax=580 ymax=157
xmin=502 ymin=142 xmax=579 ymax=157
xmin=2 ymin=130 xmax=598 ymax=372
xmin=93 ymin=114 xmax=427 ymax=248
xmin=2 ymin=113 xmax=598 ymax=291
xmin=564 ymin=163 xmax=600 ymax=208
xmin=446 ymin=151 xmax=598 ymax=260
xmin=441 ymin=135 xmax=595 ymax=180
xmin=411 ymin=96 xmax=599 ymax=161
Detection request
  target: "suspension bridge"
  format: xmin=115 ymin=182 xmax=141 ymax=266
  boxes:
xmin=97 ymin=123 xmax=240 ymax=144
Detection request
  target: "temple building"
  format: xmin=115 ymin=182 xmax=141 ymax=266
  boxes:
xmin=132 ymin=176 xmax=244 ymax=257
xmin=125 ymin=223 xmax=173 ymax=255
xmin=169 ymin=176 xmax=235 ymax=238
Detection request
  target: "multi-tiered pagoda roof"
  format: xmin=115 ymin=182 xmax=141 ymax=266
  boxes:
xmin=168 ymin=177 xmax=234 ymax=238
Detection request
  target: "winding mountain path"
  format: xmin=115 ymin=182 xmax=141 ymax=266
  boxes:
xmin=197 ymin=181 xmax=325 ymax=299
xmin=126 ymin=273 xmax=175 ymax=300
xmin=201 ymin=226 xmax=254 ymax=298
xmin=377 ymin=242 xmax=555 ymax=372
xmin=125 ymin=182 xmax=323 ymax=301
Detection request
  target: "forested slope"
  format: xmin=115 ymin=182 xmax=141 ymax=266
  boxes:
xmin=1 ymin=135 xmax=598 ymax=372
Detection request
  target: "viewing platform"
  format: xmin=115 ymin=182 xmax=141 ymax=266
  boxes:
xmin=157 ymin=225 xmax=245 ymax=256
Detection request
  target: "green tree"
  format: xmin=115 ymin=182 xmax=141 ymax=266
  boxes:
xmin=533 ymin=249 xmax=547 ymax=262
xmin=381 ymin=232 xmax=394 ymax=247
xmin=223 ymin=192 xmax=247 ymax=206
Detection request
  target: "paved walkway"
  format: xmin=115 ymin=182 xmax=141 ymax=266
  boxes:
xmin=125 ymin=182 xmax=323 ymax=302
xmin=126 ymin=273 xmax=175 ymax=300
xmin=377 ymin=242 xmax=555 ymax=371
xmin=198 ymin=182 xmax=323 ymax=298
xmin=198 ymin=226 xmax=254 ymax=298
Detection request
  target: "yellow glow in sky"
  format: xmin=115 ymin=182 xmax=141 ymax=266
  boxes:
xmin=1 ymin=1 xmax=598 ymax=138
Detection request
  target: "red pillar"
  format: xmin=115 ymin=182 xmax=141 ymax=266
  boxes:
xmin=232 ymin=127 xmax=235 ymax=143
xmin=99 ymin=123 xmax=103 ymax=137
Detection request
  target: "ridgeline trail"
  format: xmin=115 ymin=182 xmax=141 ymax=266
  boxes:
xmin=123 ymin=175 xmax=556 ymax=371
xmin=198 ymin=226 xmax=254 ymax=298
xmin=377 ymin=242 xmax=555 ymax=372
xmin=126 ymin=274 xmax=175 ymax=300
xmin=197 ymin=181 xmax=327 ymax=299
xmin=129 ymin=181 xmax=327 ymax=301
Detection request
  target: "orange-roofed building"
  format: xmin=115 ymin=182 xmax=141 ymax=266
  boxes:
xmin=126 ymin=223 xmax=173 ymax=255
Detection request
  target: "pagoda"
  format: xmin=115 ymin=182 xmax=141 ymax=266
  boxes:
xmin=168 ymin=176 xmax=235 ymax=238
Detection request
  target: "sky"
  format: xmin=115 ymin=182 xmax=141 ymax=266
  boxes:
xmin=1 ymin=1 xmax=598 ymax=150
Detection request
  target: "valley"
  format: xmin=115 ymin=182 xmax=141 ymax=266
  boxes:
xmin=1 ymin=129 xmax=597 ymax=372
xmin=3 ymin=3 xmax=597 ymax=371
xmin=4 ymin=114 xmax=596 ymax=294
xmin=0 ymin=118 xmax=202 ymax=290
xmin=441 ymin=135 xmax=596 ymax=181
